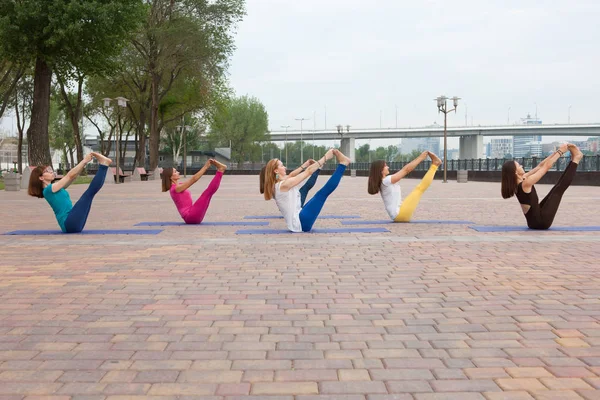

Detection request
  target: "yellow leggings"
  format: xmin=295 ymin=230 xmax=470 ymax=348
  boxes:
xmin=394 ymin=164 xmax=438 ymax=222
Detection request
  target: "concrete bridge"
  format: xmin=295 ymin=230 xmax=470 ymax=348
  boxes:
xmin=268 ymin=123 xmax=600 ymax=161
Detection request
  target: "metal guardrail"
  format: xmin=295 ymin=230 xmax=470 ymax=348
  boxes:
xmin=81 ymin=155 xmax=600 ymax=175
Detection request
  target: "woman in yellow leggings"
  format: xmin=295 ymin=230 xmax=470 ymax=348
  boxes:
xmin=367 ymin=151 xmax=441 ymax=222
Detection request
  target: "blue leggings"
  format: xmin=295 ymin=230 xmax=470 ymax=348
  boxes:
xmin=64 ymin=165 xmax=108 ymax=233
xmin=300 ymin=164 xmax=346 ymax=232
xmin=299 ymin=169 xmax=320 ymax=207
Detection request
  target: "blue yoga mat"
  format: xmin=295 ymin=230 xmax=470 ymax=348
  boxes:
xmin=236 ymin=227 xmax=390 ymax=234
xmin=470 ymin=225 xmax=600 ymax=232
xmin=4 ymin=229 xmax=163 ymax=235
xmin=244 ymin=215 xmax=361 ymax=220
xmin=135 ymin=221 xmax=268 ymax=226
xmin=341 ymin=220 xmax=475 ymax=225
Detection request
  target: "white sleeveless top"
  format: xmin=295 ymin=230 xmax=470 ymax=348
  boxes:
xmin=274 ymin=181 xmax=303 ymax=232
xmin=380 ymin=175 xmax=402 ymax=220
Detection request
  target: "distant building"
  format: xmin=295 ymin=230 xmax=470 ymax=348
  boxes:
xmin=513 ymin=114 xmax=543 ymax=157
xmin=488 ymin=138 xmax=513 ymax=158
xmin=446 ymin=148 xmax=459 ymax=160
xmin=401 ymin=137 xmax=440 ymax=155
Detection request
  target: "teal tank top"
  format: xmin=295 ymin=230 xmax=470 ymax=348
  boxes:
xmin=43 ymin=184 xmax=73 ymax=232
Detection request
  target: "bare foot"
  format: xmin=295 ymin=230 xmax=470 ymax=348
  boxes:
xmin=332 ymin=149 xmax=351 ymax=166
xmin=92 ymin=152 xmax=112 ymax=166
xmin=211 ymin=159 xmax=228 ymax=172
xmin=325 ymin=149 xmax=335 ymax=161
xmin=428 ymin=152 xmax=442 ymax=166
xmin=568 ymin=144 xmax=583 ymax=163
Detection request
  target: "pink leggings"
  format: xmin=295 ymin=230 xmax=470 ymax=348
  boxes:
xmin=183 ymin=172 xmax=223 ymax=224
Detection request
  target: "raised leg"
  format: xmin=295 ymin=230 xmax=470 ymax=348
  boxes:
xmin=299 ymin=164 xmax=347 ymax=232
xmin=63 ymin=165 xmax=108 ymax=233
xmin=394 ymin=164 xmax=438 ymax=222
xmin=299 ymin=169 xmax=320 ymax=207
xmin=184 ymin=171 xmax=223 ymax=224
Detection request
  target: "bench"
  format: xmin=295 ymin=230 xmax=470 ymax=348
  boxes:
xmin=132 ymin=167 xmax=149 ymax=181
xmin=110 ymin=167 xmax=132 ymax=183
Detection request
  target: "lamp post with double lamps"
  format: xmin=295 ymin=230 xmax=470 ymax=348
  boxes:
xmin=434 ymin=95 xmax=459 ymax=183
xmin=280 ymin=125 xmax=290 ymax=165
xmin=295 ymin=117 xmax=309 ymax=163
xmin=103 ymin=97 xmax=128 ymax=184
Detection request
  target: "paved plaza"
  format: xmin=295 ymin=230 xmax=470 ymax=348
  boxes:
xmin=1 ymin=174 xmax=600 ymax=400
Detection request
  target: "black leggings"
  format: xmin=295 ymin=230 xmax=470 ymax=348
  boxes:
xmin=531 ymin=161 xmax=578 ymax=229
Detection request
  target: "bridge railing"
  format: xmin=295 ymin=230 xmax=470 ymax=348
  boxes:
xmin=284 ymin=155 xmax=600 ymax=172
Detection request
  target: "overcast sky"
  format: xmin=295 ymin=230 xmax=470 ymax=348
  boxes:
xmin=2 ymin=1 xmax=598 ymax=149
xmin=228 ymin=0 xmax=600 ymax=145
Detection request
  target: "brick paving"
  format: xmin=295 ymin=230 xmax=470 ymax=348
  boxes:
xmin=1 ymin=174 xmax=600 ymax=399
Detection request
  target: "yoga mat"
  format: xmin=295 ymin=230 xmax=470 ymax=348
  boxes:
xmin=4 ymin=229 xmax=163 ymax=235
xmin=341 ymin=220 xmax=475 ymax=225
xmin=470 ymin=225 xmax=600 ymax=232
xmin=244 ymin=215 xmax=361 ymax=220
xmin=236 ymin=227 xmax=390 ymax=235
xmin=135 ymin=221 xmax=268 ymax=226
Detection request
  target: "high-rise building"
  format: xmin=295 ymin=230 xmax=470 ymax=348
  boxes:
xmin=401 ymin=137 xmax=440 ymax=155
xmin=489 ymin=138 xmax=513 ymax=158
xmin=513 ymin=114 xmax=543 ymax=157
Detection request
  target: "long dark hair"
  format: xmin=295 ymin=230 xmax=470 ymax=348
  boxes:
xmin=161 ymin=167 xmax=174 ymax=192
xmin=501 ymin=160 xmax=518 ymax=199
xmin=28 ymin=166 xmax=47 ymax=198
xmin=367 ymin=160 xmax=386 ymax=195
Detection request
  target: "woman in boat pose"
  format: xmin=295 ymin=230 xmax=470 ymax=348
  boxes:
xmin=28 ymin=152 xmax=112 ymax=233
xmin=161 ymin=159 xmax=227 ymax=224
xmin=501 ymin=143 xmax=582 ymax=230
xmin=260 ymin=158 xmax=321 ymax=207
xmin=367 ymin=151 xmax=441 ymax=222
xmin=262 ymin=149 xmax=351 ymax=232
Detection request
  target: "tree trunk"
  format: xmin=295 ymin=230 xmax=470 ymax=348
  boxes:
xmin=135 ymin=107 xmax=147 ymax=168
xmin=26 ymin=57 xmax=52 ymax=166
xmin=15 ymin=96 xmax=23 ymax=173
xmin=68 ymin=148 xmax=74 ymax=169
xmin=149 ymin=71 xmax=160 ymax=170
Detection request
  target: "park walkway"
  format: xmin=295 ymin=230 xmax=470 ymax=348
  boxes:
xmin=1 ymin=175 xmax=600 ymax=399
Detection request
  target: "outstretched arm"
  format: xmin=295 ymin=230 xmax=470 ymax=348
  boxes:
xmin=175 ymin=159 xmax=212 ymax=193
xmin=288 ymin=159 xmax=316 ymax=178
xmin=280 ymin=150 xmax=333 ymax=191
xmin=522 ymin=144 xmax=568 ymax=189
xmin=524 ymin=144 xmax=568 ymax=179
xmin=389 ymin=151 xmax=428 ymax=184
xmin=51 ymin=153 xmax=93 ymax=192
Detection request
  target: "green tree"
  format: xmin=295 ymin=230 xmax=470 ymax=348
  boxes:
xmin=208 ymin=95 xmax=269 ymax=166
xmin=9 ymin=71 xmax=33 ymax=173
xmin=0 ymin=60 xmax=24 ymax=118
xmin=0 ymin=0 xmax=145 ymax=165
xmin=134 ymin=0 xmax=245 ymax=170
xmin=161 ymin=116 xmax=206 ymax=164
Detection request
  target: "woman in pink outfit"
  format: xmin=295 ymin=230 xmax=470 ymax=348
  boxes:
xmin=161 ymin=159 xmax=227 ymax=224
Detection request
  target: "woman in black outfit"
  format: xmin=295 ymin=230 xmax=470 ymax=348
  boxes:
xmin=501 ymin=143 xmax=582 ymax=230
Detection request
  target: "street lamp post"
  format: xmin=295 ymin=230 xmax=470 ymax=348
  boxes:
xmin=280 ymin=125 xmax=290 ymax=164
xmin=568 ymin=105 xmax=572 ymax=124
xmin=435 ymin=95 xmax=460 ymax=183
xmin=103 ymin=97 xmax=128 ymax=184
xmin=295 ymin=117 xmax=309 ymax=162
xmin=507 ymin=106 xmax=511 ymax=125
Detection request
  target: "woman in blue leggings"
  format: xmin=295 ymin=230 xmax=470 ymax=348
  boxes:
xmin=28 ymin=152 xmax=112 ymax=233
xmin=260 ymin=158 xmax=321 ymax=207
xmin=263 ymin=149 xmax=351 ymax=232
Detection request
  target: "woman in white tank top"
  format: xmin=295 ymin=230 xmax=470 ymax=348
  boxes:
xmin=262 ymin=149 xmax=351 ymax=232
xmin=367 ymin=151 xmax=441 ymax=222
